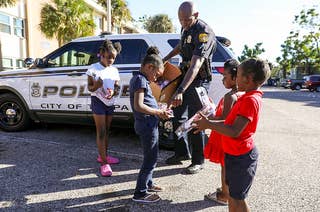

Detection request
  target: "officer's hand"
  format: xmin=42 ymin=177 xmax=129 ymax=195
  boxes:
xmin=170 ymin=92 xmax=183 ymax=107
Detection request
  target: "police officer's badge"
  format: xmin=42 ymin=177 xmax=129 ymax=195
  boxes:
xmin=199 ymin=33 xmax=208 ymax=42
xmin=187 ymin=35 xmax=192 ymax=43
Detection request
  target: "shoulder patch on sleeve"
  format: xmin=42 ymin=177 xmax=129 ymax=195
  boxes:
xmin=199 ymin=33 xmax=208 ymax=42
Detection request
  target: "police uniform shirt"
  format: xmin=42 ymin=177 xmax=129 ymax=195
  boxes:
xmin=180 ymin=19 xmax=216 ymax=62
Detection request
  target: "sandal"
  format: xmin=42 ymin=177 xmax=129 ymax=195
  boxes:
xmin=204 ymin=191 xmax=228 ymax=205
xmin=132 ymin=193 xmax=161 ymax=203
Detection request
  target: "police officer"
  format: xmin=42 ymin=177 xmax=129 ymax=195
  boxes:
xmin=163 ymin=1 xmax=216 ymax=174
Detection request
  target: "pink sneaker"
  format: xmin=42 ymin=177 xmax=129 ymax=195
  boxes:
xmin=100 ymin=164 xmax=112 ymax=177
xmin=97 ymin=155 xmax=120 ymax=164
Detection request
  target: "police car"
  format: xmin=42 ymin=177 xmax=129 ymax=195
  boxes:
xmin=0 ymin=33 xmax=235 ymax=145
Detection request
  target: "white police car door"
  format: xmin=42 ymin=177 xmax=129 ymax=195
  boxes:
xmin=29 ymin=41 xmax=101 ymax=119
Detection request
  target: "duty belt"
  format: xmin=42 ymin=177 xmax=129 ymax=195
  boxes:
xmin=179 ymin=60 xmax=212 ymax=82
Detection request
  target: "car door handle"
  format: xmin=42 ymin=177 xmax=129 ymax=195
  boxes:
xmin=67 ymin=71 xmax=83 ymax=76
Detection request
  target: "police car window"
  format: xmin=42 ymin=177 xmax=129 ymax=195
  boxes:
xmin=212 ymin=43 xmax=228 ymax=62
xmin=168 ymin=39 xmax=179 ymax=48
xmin=110 ymin=39 xmax=148 ymax=64
xmin=47 ymin=41 xmax=102 ymax=67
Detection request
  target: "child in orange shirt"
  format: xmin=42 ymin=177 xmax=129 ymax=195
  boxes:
xmin=204 ymin=59 xmax=241 ymax=205
xmin=194 ymin=58 xmax=270 ymax=212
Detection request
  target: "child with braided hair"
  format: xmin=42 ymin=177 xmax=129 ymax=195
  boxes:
xmin=204 ymin=59 xmax=241 ymax=205
xmin=86 ymin=39 xmax=122 ymax=177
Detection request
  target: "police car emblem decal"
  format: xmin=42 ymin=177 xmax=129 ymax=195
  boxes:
xmin=31 ymin=83 xmax=41 ymax=97
xmin=199 ymin=33 xmax=208 ymax=42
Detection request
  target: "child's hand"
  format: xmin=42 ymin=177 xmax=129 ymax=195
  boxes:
xmin=94 ymin=78 xmax=103 ymax=88
xmin=105 ymin=88 xmax=114 ymax=99
xmin=158 ymin=109 xmax=173 ymax=120
xmin=192 ymin=112 xmax=209 ymax=134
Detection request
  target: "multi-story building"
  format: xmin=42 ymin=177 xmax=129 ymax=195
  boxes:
xmin=0 ymin=0 xmax=142 ymax=71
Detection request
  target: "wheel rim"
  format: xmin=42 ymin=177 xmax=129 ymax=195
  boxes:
xmin=0 ymin=102 xmax=23 ymax=127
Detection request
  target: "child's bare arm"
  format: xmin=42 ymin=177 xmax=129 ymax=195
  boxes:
xmin=193 ymin=113 xmax=250 ymax=138
xmin=221 ymin=93 xmax=237 ymax=119
xmin=134 ymin=89 xmax=171 ymax=120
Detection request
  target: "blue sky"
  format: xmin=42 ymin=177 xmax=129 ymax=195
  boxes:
xmin=126 ymin=0 xmax=319 ymax=63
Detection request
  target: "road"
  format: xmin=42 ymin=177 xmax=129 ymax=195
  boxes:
xmin=0 ymin=87 xmax=320 ymax=212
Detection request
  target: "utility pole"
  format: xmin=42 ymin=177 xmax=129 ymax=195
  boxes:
xmin=106 ymin=0 xmax=111 ymax=32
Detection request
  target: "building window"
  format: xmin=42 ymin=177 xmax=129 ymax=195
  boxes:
xmin=14 ymin=18 xmax=24 ymax=37
xmin=94 ymin=16 xmax=103 ymax=34
xmin=0 ymin=13 xmax=11 ymax=34
xmin=16 ymin=59 xmax=25 ymax=68
xmin=2 ymin=58 xmax=13 ymax=70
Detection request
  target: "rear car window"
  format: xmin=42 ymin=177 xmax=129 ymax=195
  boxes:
xmin=311 ymin=76 xmax=320 ymax=81
xmin=111 ymin=39 xmax=149 ymax=64
xmin=45 ymin=41 xmax=102 ymax=67
xmin=44 ymin=39 xmax=149 ymax=67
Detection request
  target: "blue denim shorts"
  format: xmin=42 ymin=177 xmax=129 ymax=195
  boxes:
xmin=225 ymin=147 xmax=258 ymax=200
xmin=91 ymin=96 xmax=115 ymax=115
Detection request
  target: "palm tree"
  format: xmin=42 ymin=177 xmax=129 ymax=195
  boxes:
xmin=98 ymin=0 xmax=132 ymax=31
xmin=143 ymin=14 xmax=174 ymax=33
xmin=0 ymin=0 xmax=17 ymax=71
xmin=0 ymin=0 xmax=16 ymax=7
xmin=39 ymin=0 xmax=95 ymax=47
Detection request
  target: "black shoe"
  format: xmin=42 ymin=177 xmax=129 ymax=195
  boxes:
xmin=186 ymin=164 xmax=204 ymax=174
xmin=165 ymin=155 xmax=191 ymax=165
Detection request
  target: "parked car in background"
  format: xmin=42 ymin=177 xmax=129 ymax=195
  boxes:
xmin=304 ymin=75 xmax=320 ymax=92
xmin=281 ymin=78 xmax=305 ymax=90
xmin=267 ymin=77 xmax=280 ymax=86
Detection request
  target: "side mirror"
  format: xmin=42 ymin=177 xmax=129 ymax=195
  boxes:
xmin=217 ymin=37 xmax=231 ymax=47
xmin=24 ymin=58 xmax=34 ymax=66
xmin=34 ymin=58 xmax=47 ymax=68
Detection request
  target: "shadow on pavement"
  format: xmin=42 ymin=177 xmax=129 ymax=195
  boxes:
xmin=0 ymin=134 xmax=216 ymax=211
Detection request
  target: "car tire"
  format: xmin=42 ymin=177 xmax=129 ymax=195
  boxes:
xmin=293 ymin=84 xmax=301 ymax=90
xmin=0 ymin=94 xmax=31 ymax=132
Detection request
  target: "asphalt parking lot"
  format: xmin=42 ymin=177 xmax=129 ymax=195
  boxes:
xmin=1 ymin=87 xmax=320 ymax=211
